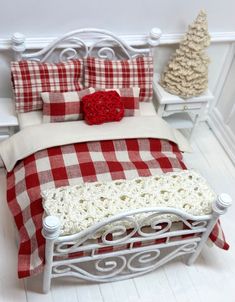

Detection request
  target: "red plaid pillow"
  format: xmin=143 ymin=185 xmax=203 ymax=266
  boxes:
xmin=82 ymin=91 xmax=124 ymax=125
xmin=11 ymin=59 xmax=84 ymax=113
xmin=84 ymin=56 xmax=153 ymax=102
xmin=106 ymin=87 xmax=140 ymax=116
xmin=41 ymin=88 xmax=95 ymax=123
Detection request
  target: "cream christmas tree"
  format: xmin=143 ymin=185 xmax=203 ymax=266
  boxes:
xmin=160 ymin=10 xmax=211 ymax=98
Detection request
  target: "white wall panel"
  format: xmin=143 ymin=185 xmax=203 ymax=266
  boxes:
xmin=216 ymin=55 xmax=235 ymax=120
xmin=208 ymin=44 xmax=235 ymax=164
xmin=0 ymin=0 xmax=234 ymax=112
xmin=1 ymin=0 xmax=235 ymax=37
xmin=0 ymin=0 xmax=234 ymax=161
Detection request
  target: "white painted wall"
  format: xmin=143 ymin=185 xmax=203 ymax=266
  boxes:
xmin=0 ymin=0 xmax=235 ymax=161
xmin=1 ymin=0 xmax=235 ymax=37
xmin=0 ymin=0 xmax=235 ymax=101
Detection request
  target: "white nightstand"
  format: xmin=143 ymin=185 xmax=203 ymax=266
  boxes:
xmin=153 ymin=74 xmax=214 ymax=139
xmin=0 ymin=98 xmax=18 ymax=141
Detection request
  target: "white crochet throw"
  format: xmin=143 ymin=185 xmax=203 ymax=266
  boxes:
xmin=42 ymin=170 xmax=216 ymax=236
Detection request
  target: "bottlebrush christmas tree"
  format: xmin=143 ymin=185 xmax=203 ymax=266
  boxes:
xmin=160 ymin=10 xmax=211 ymax=98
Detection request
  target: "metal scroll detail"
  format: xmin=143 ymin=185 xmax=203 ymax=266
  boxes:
xmin=16 ymin=29 xmax=151 ymax=62
xmin=54 ymin=210 xmax=208 ymax=256
xmin=52 ymin=242 xmax=198 ymax=282
xmin=45 ymin=207 xmax=210 ymax=287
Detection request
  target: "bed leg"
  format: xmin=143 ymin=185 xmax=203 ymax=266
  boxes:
xmin=186 ymin=193 xmax=232 ymax=266
xmin=42 ymin=216 xmax=60 ymax=294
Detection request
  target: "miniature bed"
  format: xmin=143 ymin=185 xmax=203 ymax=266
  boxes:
xmin=0 ymin=28 xmax=232 ymax=294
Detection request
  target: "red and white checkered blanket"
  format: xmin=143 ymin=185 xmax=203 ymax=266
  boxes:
xmin=6 ymin=138 xmax=229 ymax=278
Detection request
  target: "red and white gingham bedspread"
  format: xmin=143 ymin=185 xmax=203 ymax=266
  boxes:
xmin=6 ymin=138 xmax=229 ymax=278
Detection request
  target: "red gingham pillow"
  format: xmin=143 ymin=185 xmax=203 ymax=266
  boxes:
xmin=84 ymin=56 xmax=154 ymax=102
xmin=41 ymin=88 xmax=95 ymax=123
xmin=105 ymin=87 xmax=140 ymax=116
xmin=11 ymin=59 xmax=84 ymax=113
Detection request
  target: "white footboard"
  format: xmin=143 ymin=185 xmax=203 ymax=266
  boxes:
xmin=42 ymin=194 xmax=231 ymax=293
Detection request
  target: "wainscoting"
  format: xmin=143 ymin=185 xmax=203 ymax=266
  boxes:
xmin=207 ymin=42 xmax=235 ymax=164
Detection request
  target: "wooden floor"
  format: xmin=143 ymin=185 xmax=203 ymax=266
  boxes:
xmin=0 ymin=122 xmax=235 ymax=302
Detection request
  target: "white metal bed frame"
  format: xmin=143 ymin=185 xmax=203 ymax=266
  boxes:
xmin=11 ymin=28 xmax=232 ymax=294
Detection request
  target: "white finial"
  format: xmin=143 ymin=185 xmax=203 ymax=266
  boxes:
xmin=11 ymin=32 xmax=26 ymax=60
xmin=213 ymin=193 xmax=232 ymax=215
xmin=43 ymin=216 xmax=60 ymax=239
xmin=148 ymin=27 xmax=162 ymax=46
xmin=218 ymin=193 xmax=232 ymax=208
xmin=12 ymin=32 xmax=25 ymax=44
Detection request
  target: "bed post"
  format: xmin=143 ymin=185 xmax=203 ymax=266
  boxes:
xmin=148 ymin=27 xmax=162 ymax=56
xmin=42 ymin=216 xmax=60 ymax=294
xmin=186 ymin=193 xmax=232 ymax=266
xmin=11 ymin=32 xmax=26 ymax=61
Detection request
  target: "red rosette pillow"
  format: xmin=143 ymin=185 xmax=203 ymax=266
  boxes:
xmin=82 ymin=91 xmax=124 ymax=125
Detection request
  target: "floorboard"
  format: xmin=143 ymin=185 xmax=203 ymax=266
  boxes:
xmin=0 ymin=170 xmax=27 ymax=302
xmin=0 ymin=122 xmax=234 ymax=302
xmin=133 ymin=268 xmax=176 ymax=302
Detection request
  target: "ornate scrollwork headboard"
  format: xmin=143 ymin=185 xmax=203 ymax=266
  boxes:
xmin=11 ymin=28 xmax=162 ymax=62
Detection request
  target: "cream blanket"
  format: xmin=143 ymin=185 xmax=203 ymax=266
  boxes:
xmin=0 ymin=116 xmax=191 ymax=172
xmin=42 ymin=170 xmax=215 ymax=236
